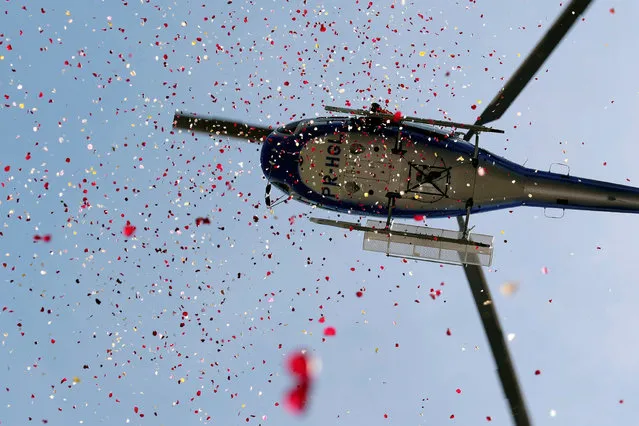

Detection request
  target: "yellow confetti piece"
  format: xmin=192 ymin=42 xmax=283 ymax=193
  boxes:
xmin=65 ymin=10 xmax=71 ymax=16
xmin=72 ymin=376 xmax=81 ymax=384
xmin=19 ymin=103 xmax=24 ymax=109
xmin=178 ymin=377 xmax=185 ymax=384
xmin=419 ymin=51 xmax=425 ymax=57
xmin=500 ymin=281 xmax=519 ymax=296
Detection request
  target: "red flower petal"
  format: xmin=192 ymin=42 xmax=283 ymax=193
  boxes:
xmin=123 ymin=224 xmax=136 ymax=237
xmin=287 ymin=353 xmax=309 ymax=380
xmin=323 ymin=326 xmax=336 ymax=336
xmin=285 ymin=381 xmax=310 ymax=414
xmin=195 ymin=217 xmax=211 ymax=226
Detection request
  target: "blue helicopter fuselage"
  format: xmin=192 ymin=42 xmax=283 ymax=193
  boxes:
xmin=260 ymin=116 xmax=639 ymax=218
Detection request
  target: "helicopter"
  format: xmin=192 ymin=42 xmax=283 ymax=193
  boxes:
xmin=173 ymin=1 xmax=608 ymax=424
xmin=172 ymin=4 xmax=638 ymax=269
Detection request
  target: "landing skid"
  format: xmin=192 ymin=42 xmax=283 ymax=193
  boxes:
xmin=310 ymin=217 xmax=494 ymax=267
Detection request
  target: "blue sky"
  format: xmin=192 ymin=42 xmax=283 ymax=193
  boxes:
xmin=1 ymin=0 xmax=637 ymax=425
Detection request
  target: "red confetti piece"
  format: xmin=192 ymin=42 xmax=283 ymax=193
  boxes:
xmin=123 ymin=223 xmax=136 ymax=237
xmin=318 ymin=316 xmax=325 ymax=323
xmin=284 ymin=351 xmax=313 ymax=414
xmin=534 ymin=370 xmax=541 ymax=375
xmin=471 ymin=104 xmax=477 ymax=110
xmin=610 ymin=8 xmax=615 ymax=14
xmin=446 ymin=328 xmax=452 ymax=336
xmin=287 ymin=353 xmax=309 ymax=381
xmin=4 ymin=166 xmax=10 ymax=172
xmin=323 ymin=326 xmax=336 ymax=336
xmin=285 ymin=381 xmax=310 ymax=414
xmin=455 ymin=388 xmax=462 ymax=394
xmin=319 ymin=24 xmax=327 ymax=32
xmin=356 ymin=291 xmax=363 ymax=298
xmin=413 ymin=214 xmax=424 ymax=221
xmin=195 ymin=217 xmax=211 ymax=226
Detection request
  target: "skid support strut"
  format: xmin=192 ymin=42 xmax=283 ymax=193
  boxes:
xmin=385 ymin=192 xmax=401 ymax=229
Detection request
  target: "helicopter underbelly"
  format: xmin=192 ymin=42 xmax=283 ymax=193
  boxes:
xmin=297 ymin=131 xmax=527 ymax=217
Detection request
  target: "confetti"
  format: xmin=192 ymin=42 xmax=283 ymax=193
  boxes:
xmin=0 ymin=3 xmax=624 ymax=425
xmin=285 ymin=351 xmax=314 ymax=414
xmin=323 ymin=326 xmax=336 ymax=336
xmin=500 ymin=281 xmax=519 ymax=296
xmin=123 ymin=223 xmax=136 ymax=237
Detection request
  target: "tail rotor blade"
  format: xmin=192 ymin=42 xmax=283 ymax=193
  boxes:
xmin=173 ymin=112 xmax=272 ymax=142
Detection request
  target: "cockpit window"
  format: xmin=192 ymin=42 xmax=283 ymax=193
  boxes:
xmin=275 ymin=120 xmax=304 ymax=135
xmin=275 ymin=118 xmax=347 ymax=136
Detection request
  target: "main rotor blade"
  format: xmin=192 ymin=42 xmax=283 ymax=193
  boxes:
xmin=465 ymin=0 xmax=593 ymax=141
xmin=324 ymin=105 xmax=504 ymax=134
xmin=173 ymin=112 xmax=272 ymax=142
xmin=456 ymin=217 xmax=531 ymax=426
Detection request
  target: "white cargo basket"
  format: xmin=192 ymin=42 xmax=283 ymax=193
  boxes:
xmin=362 ymin=220 xmax=493 ymax=266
